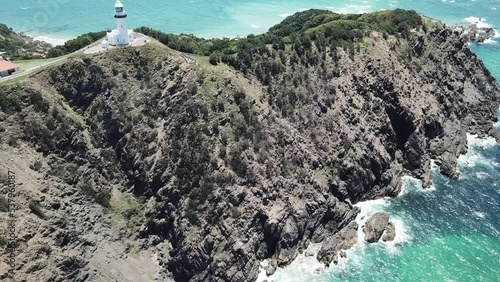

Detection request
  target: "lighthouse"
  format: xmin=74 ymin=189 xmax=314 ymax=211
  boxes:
xmin=113 ymin=0 xmax=129 ymax=45
xmin=99 ymin=0 xmax=149 ymax=51
xmin=103 ymin=0 xmax=135 ymax=47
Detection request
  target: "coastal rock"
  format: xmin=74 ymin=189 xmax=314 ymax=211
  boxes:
xmin=276 ymin=216 xmax=301 ymax=266
xmin=440 ymin=152 xmax=460 ymax=179
xmin=382 ymin=222 xmax=396 ymax=242
xmin=1 ymin=9 xmax=499 ymax=282
xmin=363 ymin=212 xmax=390 ymax=243
xmin=413 ymin=36 xmax=425 ymax=56
xmin=463 ymin=18 xmax=497 ymax=44
xmin=266 ymin=259 xmax=278 ymax=276
xmin=317 ymin=221 xmax=358 ymax=266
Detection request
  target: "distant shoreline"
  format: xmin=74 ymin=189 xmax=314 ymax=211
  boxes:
xmin=31 ymin=34 xmax=69 ymax=46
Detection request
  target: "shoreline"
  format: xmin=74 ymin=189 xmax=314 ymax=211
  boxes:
xmin=31 ymin=34 xmax=69 ymax=46
xmin=255 ymin=126 xmax=500 ymax=281
xmin=11 ymin=13 xmax=498 ymax=48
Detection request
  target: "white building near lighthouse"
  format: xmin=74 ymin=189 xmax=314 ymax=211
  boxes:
xmin=102 ymin=0 xmax=136 ymax=48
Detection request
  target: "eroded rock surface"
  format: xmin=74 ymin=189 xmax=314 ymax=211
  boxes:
xmin=0 ymin=10 xmax=499 ymax=282
xmin=382 ymin=222 xmax=396 ymax=242
xmin=317 ymin=221 xmax=359 ymax=266
xmin=363 ymin=212 xmax=390 ymax=243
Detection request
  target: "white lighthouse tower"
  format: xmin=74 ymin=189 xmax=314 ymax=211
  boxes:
xmin=113 ymin=0 xmax=130 ymax=45
xmin=99 ymin=0 xmax=149 ymax=51
xmin=103 ymin=0 xmax=135 ymax=47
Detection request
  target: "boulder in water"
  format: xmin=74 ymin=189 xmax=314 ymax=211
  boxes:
xmin=304 ymin=250 xmax=314 ymax=257
xmin=382 ymin=221 xmax=396 ymax=242
xmin=363 ymin=212 xmax=389 ymax=243
xmin=266 ymin=259 xmax=277 ymax=276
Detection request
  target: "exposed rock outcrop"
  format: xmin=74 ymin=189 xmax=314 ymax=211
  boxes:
xmin=0 ymin=9 xmax=499 ymax=282
xmin=317 ymin=221 xmax=358 ymax=266
xmin=382 ymin=222 xmax=396 ymax=242
xmin=363 ymin=213 xmax=397 ymax=243
xmin=363 ymin=212 xmax=390 ymax=243
xmin=463 ymin=24 xmax=497 ymax=43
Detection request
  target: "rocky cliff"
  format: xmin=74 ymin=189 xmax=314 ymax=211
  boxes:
xmin=0 ymin=9 xmax=499 ymax=282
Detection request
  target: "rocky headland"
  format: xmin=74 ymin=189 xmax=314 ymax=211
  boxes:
xmin=0 ymin=9 xmax=499 ymax=282
xmin=461 ymin=17 xmax=498 ymax=44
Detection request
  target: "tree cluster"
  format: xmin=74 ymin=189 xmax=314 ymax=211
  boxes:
xmin=47 ymin=31 xmax=107 ymax=58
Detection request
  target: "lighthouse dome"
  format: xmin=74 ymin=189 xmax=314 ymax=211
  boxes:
xmin=115 ymin=0 xmax=124 ymax=8
xmin=115 ymin=0 xmax=124 ymax=13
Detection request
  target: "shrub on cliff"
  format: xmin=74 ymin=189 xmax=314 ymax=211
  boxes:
xmin=0 ymin=196 xmax=8 ymax=212
xmin=29 ymin=200 xmax=45 ymax=219
xmin=47 ymin=31 xmax=106 ymax=58
xmin=209 ymin=52 xmax=219 ymax=65
xmin=0 ymin=23 xmax=53 ymax=59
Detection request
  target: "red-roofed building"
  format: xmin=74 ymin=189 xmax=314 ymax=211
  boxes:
xmin=0 ymin=58 xmax=21 ymax=77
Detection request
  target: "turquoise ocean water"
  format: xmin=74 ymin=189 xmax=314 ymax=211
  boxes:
xmin=2 ymin=0 xmax=500 ymax=77
xmin=2 ymin=1 xmax=499 ymax=281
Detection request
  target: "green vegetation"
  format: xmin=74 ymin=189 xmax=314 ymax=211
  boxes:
xmin=13 ymin=58 xmax=60 ymax=71
xmin=138 ymin=9 xmax=422 ymax=54
xmin=29 ymin=200 xmax=46 ymax=219
xmin=134 ymin=26 xmax=239 ymax=56
xmin=0 ymin=86 xmax=49 ymax=114
xmin=0 ymin=236 xmax=7 ymax=248
xmin=78 ymin=174 xmax=112 ymax=207
xmin=30 ymin=160 xmax=43 ymax=171
xmin=0 ymin=23 xmax=52 ymax=59
xmin=110 ymin=192 xmax=145 ymax=232
xmin=0 ymin=195 xmax=8 ymax=212
xmin=47 ymin=31 xmax=106 ymax=58
xmin=136 ymin=9 xmax=424 ymax=77
xmin=39 ymin=244 xmax=52 ymax=255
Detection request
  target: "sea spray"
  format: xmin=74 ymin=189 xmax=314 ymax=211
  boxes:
xmin=257 ymin=178 xmax=421 ymax=282
xmin=256 ymin=243 xmax=326 ymax=282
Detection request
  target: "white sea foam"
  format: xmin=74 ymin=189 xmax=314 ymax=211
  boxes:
xmin=256 ymin=196 xmax=410 ymax=282
xmin=381 ymin=217 xmax=412 ymax=254
xmin=476 ymin=172 xmax=490 ymax=179
xmin=400 ymin=170 xmax=438 ymax=195
xmin=279 ymin=13 xmax=292 ymax=18
xmin=481 ymin=38 xmax=497 ymax=44
xmin=33 ymin=35 xmax=67 ymax=46
xmin=256 ymin=243 xmax=325 ymax=282
xmin=467 ymin=134 xmax=497 ymax=149
xmin=495 ymin=109 xmax=500 ymax=129
xmin=257 ymin=158 xmax=447 ymax=281
xmin=399 ymin=175 xmax=422 ymax=196
xmin=474 ymin=211 xmax=486 ymax=219
xmin=350 ymin=198 xmax=413 ymax=262
xmin=463 ymin=17 xmax=493 ymax=29
xmin=333 ymin=4 xmax=372 ymax=14
xmin=457 ymin=134 xmax=498 ymax=170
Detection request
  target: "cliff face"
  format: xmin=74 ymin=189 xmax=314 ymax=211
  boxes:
xmin=0 ymin=11 xmax=499 ymax=282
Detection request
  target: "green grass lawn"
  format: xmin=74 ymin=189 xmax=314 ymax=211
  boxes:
xmin=13 ymin=58 xmax=60 ymax=71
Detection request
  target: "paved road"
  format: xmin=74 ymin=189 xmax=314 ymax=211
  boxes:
xmin=0 ymin=55 xmax=69 ymax=83
xmin=0 ymin=34 xmax=195 ymax=83
xmin=0 ymin=39 xmax=103 ymax=83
